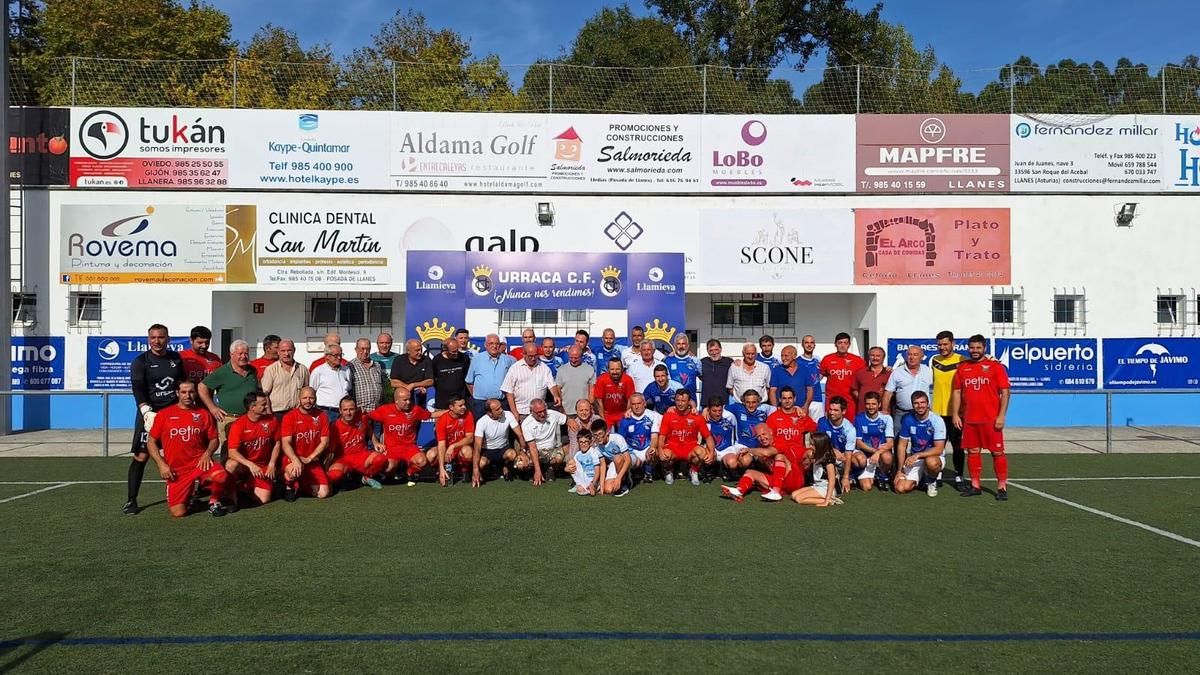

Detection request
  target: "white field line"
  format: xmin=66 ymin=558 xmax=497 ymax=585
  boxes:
xmin=0 ymin=482 xmax=72 ymax=504
xmin=1008 ymin=481 xmax=1200 ymax=550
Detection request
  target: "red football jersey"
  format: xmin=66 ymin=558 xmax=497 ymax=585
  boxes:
xmin=659 ymin=409 xmax=711 ymax=451
xmin=436 ymin=411 xmax=476 ymax=445
xmin=250 ymin=356 xmax=277 ymax=379
xmin=593 ymin=374 xmax=635 ymax=422
xmin=282 ymin=407 xmax=329 ymax=458
xmin=331 ymin=415 xmax=371 ymax=459
xmin=368 ymin=404 xmax=431 ymax=451
xmin=179 ymin=348 xmax=222 ymax=384
xmin=150 ymin=404 xmax=218 ymax=471
xmin=953 ymin=359 xmax=1011 ymax=424
xmin=766 ymin=408 xmax=817 ymax=464
xmin=820 ymin=352 xmax=867 ymax=399
xmin=227 ymin=414 xmax=278 ymax=464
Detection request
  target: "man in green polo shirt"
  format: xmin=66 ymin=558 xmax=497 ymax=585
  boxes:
xmin=199 ymin=338 xmax=260 ymax=459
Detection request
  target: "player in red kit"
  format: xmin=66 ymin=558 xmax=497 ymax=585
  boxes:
xmin=723 ymin=386 xmax=818 ymax=503
xmin=224 ymin=391 xmax=280 ymax=506
xmin=654 ymin=389 xmax=715 ymax=486
xmin=369 ymin=387 xmax=432 ymax=486
xmin=951 ymin=334 xmax=1012 ymax=501
xmin=327 ymin=396 xmax=385 ymax=491
xmin=436 ymin=395 xmax=476 ymax=486
xmin=820 ymin=332 xmax=867 ymax=421
xmin=179 ymin=325 xmax=222 ymax=384
xmin=146 ymin=380 xmax=233 ymax=518
xmin=593 ymin=358 xmax=635 ymax=428
xmin=280 ymin=386 xmax=332 ymax=499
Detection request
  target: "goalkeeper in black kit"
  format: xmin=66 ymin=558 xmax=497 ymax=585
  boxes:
xmin=123 ymin=324 xmax=186 ymax=515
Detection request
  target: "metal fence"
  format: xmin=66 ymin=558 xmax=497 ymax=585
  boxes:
xmin=0 ymin=389 xmax=1196 ymax=458
xmin=9 ymin=57 xmax=1200 ymax=114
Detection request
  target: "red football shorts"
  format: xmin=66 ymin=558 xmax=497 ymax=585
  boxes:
xmin=233 ymin=462 xmax=273 ymax=493
xmin=780 ymin=468 xmax=806 ymax=494
xmin=385 ymin=444 xmax=422 ymax=463
xmin=166 ymin=464 xmax=228 ymax=508
xmin=332 ymin=451 xmax=378 ymax=475
xmin=282 ymin=456 xmax=331 ymax=488
xmin=962 ymin=423 xmax=1005 ymax=452
xmin=664 ymin=444 xmax=694 ymax=462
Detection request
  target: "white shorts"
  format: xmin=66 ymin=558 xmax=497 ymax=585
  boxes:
xmin=630 ymin=448 xmax=649 ymax=463
xmin=901 ymin=451 xmax=944 ymax=482
xmin=808 ymin=401 xmax=825 ymax=419
xmin=855 ymin=462 xmax=877 ymax=481
xmin=715 ymin=443 xmax=746 ymax=460
xmin=810 ymin=479 xmax=830 ymax=495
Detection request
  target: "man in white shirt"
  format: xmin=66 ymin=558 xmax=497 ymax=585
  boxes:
xmin=309 ymin=345 xmax=351 ymax=423
xmin=621 ymin=324 xmax=663 ymax=371
xmin=518 ymin=398 xmax=567 ymax=486
xmin=501 ymin=340 xmax=561 ymax=419
xmin=726 ymin=343 xmax=771 ymax=401
xmin=883 ymin=345 xmax=935 ymax=434
xmin=625 ymin=340 xmax=662 ymax=393
xmin=472 ymin=398 xmax=527 ymax=486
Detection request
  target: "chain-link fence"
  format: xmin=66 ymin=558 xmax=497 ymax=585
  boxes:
xmin=10 ymin=57 xmax=1200 ymax=114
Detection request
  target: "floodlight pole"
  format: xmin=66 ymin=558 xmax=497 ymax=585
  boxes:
xmin=1 ymin=1 xmax=12 ymax=436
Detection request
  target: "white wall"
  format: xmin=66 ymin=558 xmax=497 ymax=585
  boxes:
xmin=29 ymin=190 xmax=1200 ymax=388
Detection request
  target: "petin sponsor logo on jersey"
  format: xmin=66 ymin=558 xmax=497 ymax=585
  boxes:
xmin=739 ymin=214 xmax=815 ymax=280
xmin=66 ymin=207 xmax=179 ymax=266
xmin=997 ymin=342 xmax=1096 ymax=372
xmin=1172 ymin=122 xmax=1200 ymax=187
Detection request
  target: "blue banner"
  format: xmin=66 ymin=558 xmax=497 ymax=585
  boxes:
xmin=11 ymin=336 xmax=65 ymax=390
xmin=1103 ymin=338 xmax=1200 ymax=389
xmin=405 ymin=251 xmax=467 ymax=347
xmin=87 ymin=336 xmax=189 ymax=390
xmin=887 ymin=337 xmax=971 ymax=368
xmin=464 ymin=252 xmax=628 ymax=310
xmin=627 ymin=252 xmax=687 ymax=350
xmin=995 ymin=338 xmax=1098 ymax=390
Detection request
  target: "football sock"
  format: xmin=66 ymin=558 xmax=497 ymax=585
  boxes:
xmin=768 ymin=458 xmax=787 ymax=491
xmin=207 ymin=470 xmax=231 ymax=504
xmin=326 ymin=465 xmax=346 ymax=485
xmin=127 ymin=459 xmax=146 ymax=501
xmin=365 ymin=454 xmax=386 ymax=474
xmin=406 ymin=463 xmax=421 ymax=477
xmin=736 ymin=474 xmax=756 ymax=495
xmin=967 ymin=452 xmax=983 ymax=489
xmin=992 ymin=452 xmax=1009 ymax=489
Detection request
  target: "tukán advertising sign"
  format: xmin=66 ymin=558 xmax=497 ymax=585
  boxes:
xmin=887 ymin=338 xmax=971 ymax=368
xmin=59 ymin=204 xmax=226 ymax=284
xmin=854 ymin=208 xmax=1010 ymax=285
xmin=697 ymin=209 xmax=853 ymax=286
xmin=856 ymin=114 xmax=1009 ymax=193
xmin=9 ymin=107 xmax=70 ymax=185
xmin=699 ymin=116 xmax=855 ymax=191
xmin=11 ymin=337 xmax=65 ymax=390
xmin=995 ymin=338 xmax=1098 ymax=390
xmin=86 ymin=335 xmax=190 ymax=390
xmin=391 ymin=112 xmax=548 ymax=191
xmin=1010 ymin=115 xmax=1161 ymax=191
xmin=1102 ymin=337 xmax=1200 ymax=389
xmin=224 ymin=203 xmax=393 ymax=285
xmin=546 ymin=115 xmax=700 ymax=192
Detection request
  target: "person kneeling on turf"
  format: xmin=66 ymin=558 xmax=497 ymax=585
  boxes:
xmin=472 ymin=398 xmax=527 ymax=487
xmin=792 ymin=431 xmax=841 ymax=507
xmin=517 ymin=398 xmax=567 ymax=486
xmin=328 ymin=397 xmax=386 ymax=491
xmin=655 ymin=388 xmax=716 ymax=486
xmin=894 ymin=390 xmax=946 ymax=497
xmin=719 ymin=424 xmax=808 ymax=503
xmin=591 ymin=419 xmax=631 ymax=496
xmin=147 ymin=380 xmax=234 ymax=518
xmin=566 ymin=430 xmax=602 ymax=496
xmin=280 ymin=386 xmax=332 ymax=500
xmin=224 ymin=390 xmax=281 ymax=507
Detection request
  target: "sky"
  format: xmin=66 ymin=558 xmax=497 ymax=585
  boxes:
xmin=206 ymin=0 xmax=1197 ymax=93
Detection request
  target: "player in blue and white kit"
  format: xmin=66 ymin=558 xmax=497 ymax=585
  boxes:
xmin=817 ymin=396 xmax=858 ymax=494
xmin=538 ymin=337 xmax=560 ymax=377
xmin=593 ymin=328 xmax=625 ymax=378
xmin=756 ymin=334 xmax=781 ymax=369
xmin=643 ymin=365 xmax=682 ymax=414
xmin=702 ymin=396 xmax=746 ymax=478
xmin=799 ymin=335 xmax=824 ymax=418
xmin=895 ymin=390 xmax=946 ymax=497
xmin=665 ymin=334 xmax=701 ymax=400
xmin=726 ymin=389 xmax=775 ymax=451
xmin=852 ymin=391 xmax=894 ymax=492
xmin=615 ymin=393 xmax=661 ymax=483
xmin=590 ymin=418 xmax=631 ymax=496
xmin=566 ymin=429 xmax=602 ymax=496
xmin=558 ymin=330 xmax=596 ymax=371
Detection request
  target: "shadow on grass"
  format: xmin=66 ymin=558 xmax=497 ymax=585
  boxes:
xmin=0 ymin=631 xmax=68 ymax=673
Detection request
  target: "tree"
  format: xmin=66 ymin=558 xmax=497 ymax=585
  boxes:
xmin=803 ymin=21 xmax=970 ymax=113
xmin=231 ymin=24 xmax=338 ymax=109
xmin=23 ymin=0 xmax=234 ymax=105
xmin=340 ymin=9 xmax=517 ymax=111
xmin=977 ymin=55 xmax=1165 ymax=114
xmin=647 ymin=0 xmax=882 ymax=73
